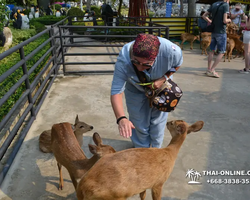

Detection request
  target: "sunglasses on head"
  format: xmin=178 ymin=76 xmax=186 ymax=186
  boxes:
xmin=131 ymin=59 xmax=153 ymax=68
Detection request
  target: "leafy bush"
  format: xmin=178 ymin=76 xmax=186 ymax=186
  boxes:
xmin=0 ymin=0 xmax=9 ymax=32
xmin=90 ymin=6 xmax=101 ymax=18
xmin=11 ymin=28 xmax=37 ymax=43
xmin=67 ymin=7 xmax=84 ymax=20
xmin=0 ymin=34 xmax=50 ymax=121
xmin=54 ymin=4 xmax=62 ymax=11
xmin=29 ymin=15 xmax=67 ymax=25
xmin=29 ymin=20 xmax=47 ymax=33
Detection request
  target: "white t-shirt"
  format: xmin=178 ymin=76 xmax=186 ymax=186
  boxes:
xmin=231 ymin=9 xmax=243 ymax=25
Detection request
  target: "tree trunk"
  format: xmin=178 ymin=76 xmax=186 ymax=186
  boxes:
xmin=80 ymin=0 xmax=83 ymax=11
xmin=188 ymin=0 xmax=196 ymax=17
xmin=180 ymin=0 xmax=183 ymax=17
xmin=87 ymin=0 xmax=91 ymax=10
xmin=118 ymin=0 xmax=123 ymax=17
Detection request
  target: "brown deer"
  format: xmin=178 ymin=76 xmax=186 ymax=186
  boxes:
xmin=181 ymin=33 xmax=200 ymax=50
xmin=224 ymin=38 xmax=235 ymax=62
xmin=201 ymin=36 xmax=211 ymax=56
xmin=233 ymin=38 xmax=244 ymax=59
xmin=76 ymin=120 xmax=204 ymax=200
xmin=39 ymin=115 xmax=93 ymax=153
xmin=51 ymin=122 xmax=116 ymax=190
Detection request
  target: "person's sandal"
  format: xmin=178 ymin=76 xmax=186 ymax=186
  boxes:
xmin=206 ymin=70 xmax=220 ymax=78
xmin=239 ymin=68 xmax=250 ymax=74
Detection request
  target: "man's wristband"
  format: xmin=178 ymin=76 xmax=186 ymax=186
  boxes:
xmin=117 ymin=116 xmax=127 ymax=124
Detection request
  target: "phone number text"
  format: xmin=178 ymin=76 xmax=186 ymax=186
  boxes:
xmin=207 ymin=179 xmax=250 ymax=185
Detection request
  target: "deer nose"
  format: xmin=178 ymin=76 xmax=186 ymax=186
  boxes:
xmin=90 ymin=126 xmax=93 ymax=130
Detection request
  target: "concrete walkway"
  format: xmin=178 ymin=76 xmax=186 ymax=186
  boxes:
xmin=0 ymin=41 xmax=250 ymax=200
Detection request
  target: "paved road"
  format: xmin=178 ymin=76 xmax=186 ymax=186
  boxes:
xmin=0 ymin=42 xmax=250 ymax=200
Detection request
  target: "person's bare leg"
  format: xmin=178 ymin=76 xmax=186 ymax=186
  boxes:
xmin=210 ymin=53 xmax=224 ymax=71
xmin=208 ymin=51 xmax=214 ymax=71
xmin=244 ymin=44 xmax=250 ymax=70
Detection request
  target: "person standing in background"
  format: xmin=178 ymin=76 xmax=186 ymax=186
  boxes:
xmin=198 ymin=11 xmax=209 ymax=32
xmin=202 ymin=0 xmax=231 ymax=78
xmin=239 ymin=13 xmax=250 ymax=73
xmin=230 ymin=3 xmax=244 ymax=27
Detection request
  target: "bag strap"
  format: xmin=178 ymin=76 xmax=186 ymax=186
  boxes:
xmin=211 ymin=2 xmax=225 ymax=25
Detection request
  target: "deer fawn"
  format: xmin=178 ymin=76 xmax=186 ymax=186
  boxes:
xmin=224 ymin=38 xmax=235 ymax=62
xmin=39 ymin=115 xmax=93 ymax=153
xmin=181 ymin=33 xmax=200 ymax=50
xmin=76 ymin=120 xmax=204 ymax=200
xmin=201 ymin=36 xmax=211 ymax=56
xmin=51 ymin=122 xmax=116 ymax=190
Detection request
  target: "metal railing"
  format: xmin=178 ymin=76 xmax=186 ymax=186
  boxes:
xmin=58 ymin=20 xmax=169 ymax=74
xmin=0 ymin=16 xmax=169 ymax=185
xmin=0 ymin=17 xmax=69 ymax=185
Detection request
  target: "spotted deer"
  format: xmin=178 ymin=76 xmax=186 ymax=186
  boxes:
xmin=51 ymin=122 xmax=116 ymax=190
xmin=76 ymin=120 xmax=204 ymax=200
xmin=181 ymin=33 xmax=200 ymax=50
xmin=39 ymin=115 xmax=93 ymax=153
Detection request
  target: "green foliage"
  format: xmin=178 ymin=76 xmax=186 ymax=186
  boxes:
xmin=148 ymin=11 xmax=154 ymax=18
xmin=0 ymin=34 xmax=50 ymax=121
xmin=29 ymin=20 xmax=47 ymax=33
xmin=90 ymin=6 xmax=101 ymax=18
xmin=54 ymin=4 xmax=62 ymax=11
xmin=0 ymin=0 xmax=9 ymax=32
xmin=30 ymin=15 xmax=66 ymax=25
xmin=193 ymin=27 xmax=200 ymax=36
xmin=67 ymin=7 xmax=84 ymax=20
xmin=11 ymin=27 xmax=37 ymax=43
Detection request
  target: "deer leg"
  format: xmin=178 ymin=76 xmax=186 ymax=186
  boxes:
xmin=151 ymin=184 xmax=163 ymax=200
xmin=69 ymin=172 xmax=78 ymax=190
xmin=229 ymin=50 xmax=233 ymax=62
xmin=181 ymin=39 xmax=186 ymax=50
xmin=57 ymin=162 xmax=63 ymax=190
xmin=190 ymin=41 xmax=193 ymax=50
xmin=140 ymin=190 xmax=146 ymax=200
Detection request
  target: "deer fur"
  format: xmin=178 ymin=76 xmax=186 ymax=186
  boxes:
xmin=51 ymin=122 xmax=116 ymax=190
xmin=76 ymin=120 xmax=204 ymax=200
xmin=39 ymin=115 xmax=93 ymax=153
xmin=233 ymin=38 xmax=244 ymax=59
xmin=201 ymin=36 xmax=211 ymax=56
xmin=224 ymin=38 xmax=235 ymax=62
xmin=181 ymin=33 xmax=200 ymax=50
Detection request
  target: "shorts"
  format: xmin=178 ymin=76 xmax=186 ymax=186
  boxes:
xmin=210 ymin=33 xmax=227 ymax=54
xmin=243 ymin=31 xmax=250 ymax=44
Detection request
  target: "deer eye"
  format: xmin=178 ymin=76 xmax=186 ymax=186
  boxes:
xmin=79 ymin=126 xmax=84 ymax=128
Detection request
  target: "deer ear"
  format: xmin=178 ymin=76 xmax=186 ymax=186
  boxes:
xmin=75 ymin=115 xmax=79 ymax=124
xmin=187 ymin=121 xmax=204 ymax=134
xmin=88 ymin=144 xmax=97 ymax=155
xmin=176 ymin=124 xmax=186 ymax=134
xmin=93 ymin=132 xmax=102 ymax=145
